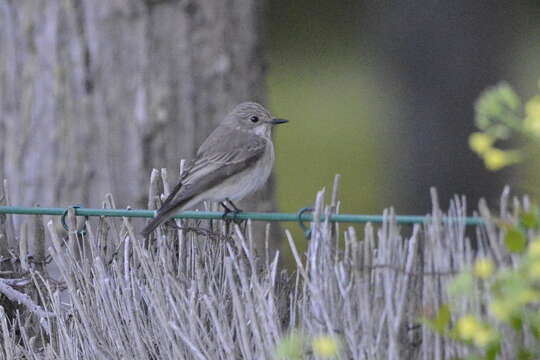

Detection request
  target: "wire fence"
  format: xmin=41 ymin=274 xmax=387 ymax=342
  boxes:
xmin=0 ymin=205 xmax=485 ymax=225
xmin=1 ymin=184 xmax=533 ymax=359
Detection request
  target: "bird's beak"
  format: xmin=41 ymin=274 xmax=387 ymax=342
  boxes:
xmin=268 ymin=118 xmax=288 ymax=125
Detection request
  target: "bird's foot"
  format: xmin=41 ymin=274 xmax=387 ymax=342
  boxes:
xmin=220 ymin=198 xmax=243 ymax=224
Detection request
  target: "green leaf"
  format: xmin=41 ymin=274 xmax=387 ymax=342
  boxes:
xmin=505 ymin=227 xmax=527 ymax=253
xmin=433 ymin=304 xmax=451 ymax=332
xmin=510 ymin=316 xmax=523 ymax=331
xmin=448 ymin=272 xmax=474 ymax=296
xmin=530 ymin=323 xmax=540 ymax=340
xmin=485 ymin=341 xmax=501 ymax=360
xmin=420 ymin=304 xmax=452 ymax=334
xmin=517 ymin=348 xmax=534 ymax=360
xmin=275 ymin=331 xmax=305 ymax=360
xmin=520 ymin=208 xmax=539 ymax=229
xmin=474 ymin=82 xmax=522 ymax=134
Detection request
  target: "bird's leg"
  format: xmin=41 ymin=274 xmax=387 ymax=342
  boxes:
xmin=219 ymin=201 xmax=233 ymax=236
xmin=225 ymin=198 xmax=242 ymax=213
xmin=220 ymin=201 xmax=233 ymax=219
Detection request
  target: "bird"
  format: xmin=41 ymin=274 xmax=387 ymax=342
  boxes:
xmin=141 ymin=102 xmax=288 ymax=236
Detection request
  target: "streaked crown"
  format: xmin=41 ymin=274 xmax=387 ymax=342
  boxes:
xmin=224 ymin=102 xmax=272 ymax=127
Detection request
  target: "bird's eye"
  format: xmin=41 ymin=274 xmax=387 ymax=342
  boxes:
xmin=250 ymin=116 xmax=259 ymax=123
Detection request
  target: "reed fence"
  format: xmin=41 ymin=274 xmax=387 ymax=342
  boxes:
xmin=0 ymin=174 xmax=532 ymax=359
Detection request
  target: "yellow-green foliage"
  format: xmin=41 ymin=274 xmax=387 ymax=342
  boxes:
xmin=425 ymin=208 xmax=540 ymax=360
xmin=274 ymin=331 xmax=341 ymax=360
xmin=470 ymin=80 xmax=540 ymax=171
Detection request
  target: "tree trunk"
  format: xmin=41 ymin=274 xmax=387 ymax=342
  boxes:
xmin=0 ymin=0 xmax=278 ymax=247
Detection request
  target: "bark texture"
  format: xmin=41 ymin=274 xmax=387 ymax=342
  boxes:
xmin=0 ymin=0 xmax=276 ymax=222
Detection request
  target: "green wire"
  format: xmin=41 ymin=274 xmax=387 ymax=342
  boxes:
xmin=0 ymin=206 xmax=484 ymax=225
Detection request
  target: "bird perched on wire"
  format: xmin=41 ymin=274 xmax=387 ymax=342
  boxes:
xmin=141 ymin=102 xmax=288 ymax=237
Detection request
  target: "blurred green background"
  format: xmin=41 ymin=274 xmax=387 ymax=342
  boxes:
xmin=266 ymin=1 xmax=540 ymax=225
xmin=268 ymin=1 xmax=392 ymax=219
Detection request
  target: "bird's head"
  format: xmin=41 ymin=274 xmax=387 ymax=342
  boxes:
xmin=224 ymin=102 xmax=288 ymax=137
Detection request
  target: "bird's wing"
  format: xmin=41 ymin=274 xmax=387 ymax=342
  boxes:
xmin=157 ymin=129 xmax=267 ymax=216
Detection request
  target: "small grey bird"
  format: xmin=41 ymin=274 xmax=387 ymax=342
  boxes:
xmin=141 ymin=102 xmax=288 ymax=236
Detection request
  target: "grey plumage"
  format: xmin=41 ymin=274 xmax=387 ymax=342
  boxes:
xmin=141 ymin=102 xmax=287 ymax=237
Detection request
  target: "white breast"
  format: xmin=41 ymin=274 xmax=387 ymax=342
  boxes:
xmin=228 ymin=139 xmax=275 ymax=200
xmin=200 ymin=139 xmax=275 ymax=203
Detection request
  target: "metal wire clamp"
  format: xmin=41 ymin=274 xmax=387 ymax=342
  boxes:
xmin=61 ymin=205 xmax=88 ymax=236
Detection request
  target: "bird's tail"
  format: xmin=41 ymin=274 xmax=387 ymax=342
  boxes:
xmin=141 ymin=207 xmax=179 ymax=237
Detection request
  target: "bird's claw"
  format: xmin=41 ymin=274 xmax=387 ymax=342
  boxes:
xmin=220 ymin=199 xmax=243 ymax=224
